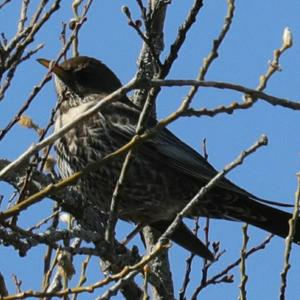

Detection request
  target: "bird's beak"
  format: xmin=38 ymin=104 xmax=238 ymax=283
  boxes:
xmin=37 ymin=58 xmax=70 ymax=82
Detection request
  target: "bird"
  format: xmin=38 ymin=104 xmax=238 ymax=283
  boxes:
xmin=38 ymin=56 xmax=300 ymax=260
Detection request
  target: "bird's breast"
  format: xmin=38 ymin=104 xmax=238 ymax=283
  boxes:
xmin=54 ymin=101 xmax=98 ymax=131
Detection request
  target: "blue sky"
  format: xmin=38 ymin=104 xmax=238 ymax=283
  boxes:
xmin=1 ymin=1 xmax=300 ymax=299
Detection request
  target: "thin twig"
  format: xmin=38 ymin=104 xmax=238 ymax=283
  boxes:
xmin=5 ymin=0 xmax=61 ymax=72
xmin=162 ymin=0 xmax=204 ymax=77
xmin=28 ymin=208 xmax=60 ymax=232
xmin=72 ymin=255 xmax=91 ymax=300
xmin=180 ymin=138 xmax=211 ymax=299
xmin=122 ymin=6 xmax=162 ymax=68
xmin=0 ymin=0 xmax=91 ymax=138
xmin=12 ymin=274 xmax=22 ymax=293
xmin=42 ymin=249 xmax=60 ymax=292
xmin=179 ymin=217 xmax=199 ymax=300
xmin=199 ymin=0 xmax=235 ymax=80
xmin=0 ymin=43 xmax=44 ymax=100
xmin=2 ymin=244 xmax=167 ymax=300
xmin=105 ymin=148 xmax=135 ymax=244
xmin=238 ymin=224 xmax=249 ymax=300
xmin=151 ymin=79 xmax=300 ymax=110
xmin=191 ymin=234 xmax=273 ymax=297
xmin=17 ymin=0 xmax=30 ymax=34
xmin=98 ymin=244 xmax=168 ymax=300
xmin=0 ymin=0 xmax=12 ymax=10
xmin=279 ymin=173 xmax=300 ymax=300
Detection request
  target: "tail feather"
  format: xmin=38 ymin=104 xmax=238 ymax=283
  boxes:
xmin=228 ymin=196 xmax=300 ymax=243
xmin=150 ymin=196 xmax=300 ymax=259
xmin=150 ymin=220 xmax=214 ymax=260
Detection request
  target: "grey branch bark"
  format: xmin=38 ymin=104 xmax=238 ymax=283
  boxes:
xmin=130 ymin=1 xmax=174 ymax=299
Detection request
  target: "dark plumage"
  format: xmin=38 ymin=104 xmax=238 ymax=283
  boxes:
xmin=38 ymin=56 xmax=300 ymax=260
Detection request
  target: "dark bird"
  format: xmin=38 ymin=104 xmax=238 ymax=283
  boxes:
xmin=38 ymin=56 xmax=300 ymax=260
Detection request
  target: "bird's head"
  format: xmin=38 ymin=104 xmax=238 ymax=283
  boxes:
xmin=37 ymin=56 xmax=122 ymax=99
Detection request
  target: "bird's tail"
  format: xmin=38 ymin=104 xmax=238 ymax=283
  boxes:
xmin=150 ymin=197 xmax=300 ymax=260
xmin=227 ymin=196 xmax=300 ymax=243
xmin=150 ymin=220 xmax=214 ymax=260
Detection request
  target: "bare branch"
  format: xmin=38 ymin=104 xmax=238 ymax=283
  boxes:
xmin=151 ymin=79 xmax=300 ymax=111
xmin=279 ymin=173 xmax=300 ymax=299
xmin=2 ymin=244 xmax=167 ymax=300
xmin=17 ymin=0 xmax=30 ymax=34
xmin=0 ymin=0 xmax=12 ymax=10
xmin=199 ymin=0 xmax=235 ymax=80
xmin=162 ymin=0 xmax=204 ymax=77
xmin=238 ymin=224 xmax=249 ymax=300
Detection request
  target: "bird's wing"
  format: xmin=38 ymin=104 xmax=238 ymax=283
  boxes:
xmin=104 ymin=100 xmax=294 ymax=208
xmin=105 ymin=101 xmax=300 ymax=245
xmin=104 ymin=100 xmax=253 ymax=197
xmin=150 ymin=127 xmax=256 ymax=196
xmin=152 ymin=128 xmax=219 ymax=181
